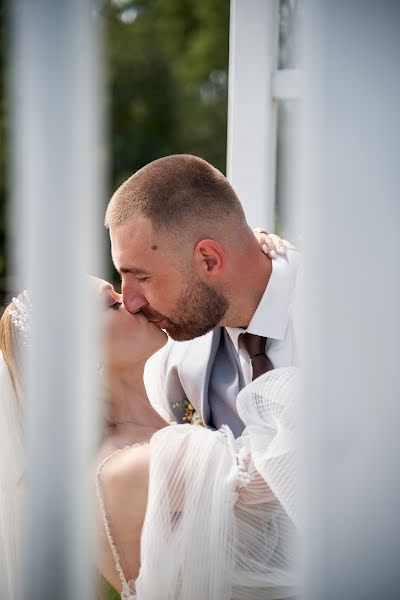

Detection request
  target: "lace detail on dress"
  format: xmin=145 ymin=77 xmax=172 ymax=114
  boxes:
xmin=96 ymin=442 xmax=149 ymax=600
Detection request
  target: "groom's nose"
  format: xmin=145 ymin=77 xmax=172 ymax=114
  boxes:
xmin=122 ymin=282 xmax=148 ymax=314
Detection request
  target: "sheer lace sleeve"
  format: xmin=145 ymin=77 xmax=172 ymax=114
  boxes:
xmin=136 ymin=368 xmax=299 ymax=600
xmin=236 ymin=367 xmax=297 ymax=526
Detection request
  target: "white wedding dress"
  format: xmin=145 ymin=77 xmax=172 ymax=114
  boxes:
xmin=97 ymin=367 xmax=298 ymax=600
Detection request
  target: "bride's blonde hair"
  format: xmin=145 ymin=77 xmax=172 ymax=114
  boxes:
xmin=0 ymin=295 xmax=24 ymax=411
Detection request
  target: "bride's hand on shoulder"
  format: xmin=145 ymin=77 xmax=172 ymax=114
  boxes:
xmin=252 ymin=228 xmax=295 ymax=259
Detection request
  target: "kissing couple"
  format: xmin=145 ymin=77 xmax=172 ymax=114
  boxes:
xmin=0 ymin=154 xmax=300 ymax=599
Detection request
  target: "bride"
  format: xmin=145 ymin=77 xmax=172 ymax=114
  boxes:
xmin=0 ymin=242 xmax=298 ymax=599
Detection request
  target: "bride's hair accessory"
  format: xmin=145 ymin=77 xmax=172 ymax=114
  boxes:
xmin=8 ymin=291 xmax=32 ymax=346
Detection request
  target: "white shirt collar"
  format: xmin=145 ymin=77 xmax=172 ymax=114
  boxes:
xmin=225 ymin=253 xmax=293 ymax=351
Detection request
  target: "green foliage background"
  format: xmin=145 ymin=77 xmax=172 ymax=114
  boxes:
xmin=107 ymin=0 xmax=229 ymax=188
xmin=0 ymin=0 xmax=230 ymax=299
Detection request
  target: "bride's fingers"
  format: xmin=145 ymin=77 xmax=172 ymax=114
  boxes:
xmin=265 ymin=233 xmax=287 ymax=256
xmin=252 ymin=229 xmax=296 ymax=258
xmin=259 ymin=234 xmax=278 ymax=258
xmin=265 ymin=234 xmax=284 ymax=255
xmin=253 ymin=230 xmax=280 ymax=258
xmin=267 ymin=234 xmax=296 ymax=255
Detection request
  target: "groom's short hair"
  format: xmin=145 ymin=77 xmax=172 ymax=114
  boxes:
xmin=105 ymin=154 xmax=246 ymax=234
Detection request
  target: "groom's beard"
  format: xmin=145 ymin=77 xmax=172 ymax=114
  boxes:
xmin=142 ymin=276 xmax=229 ymax=341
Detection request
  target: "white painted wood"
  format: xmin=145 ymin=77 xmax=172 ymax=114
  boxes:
xmin=302 ymin=1 xmax=400 ymax=598
xmin=10 ymin=1 xmax=104 ymax=598
xmin=227 ymin=0 xmax=280 ymax=229
xmin=272 ymin=69 xmax=303 ymax=99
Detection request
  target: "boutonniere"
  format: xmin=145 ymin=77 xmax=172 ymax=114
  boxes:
xmin=172 ymin=399 xmax=205 ymax=426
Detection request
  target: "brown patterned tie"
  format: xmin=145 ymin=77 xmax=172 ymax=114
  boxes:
xmin=240 ymin=333 xmax=274 ymax=381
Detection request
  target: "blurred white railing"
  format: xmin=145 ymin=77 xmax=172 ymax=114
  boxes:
xmin=302 ymin=1 xmax=400 ymax=598
xmin=10 ymin=1 xmax=104 ymax=598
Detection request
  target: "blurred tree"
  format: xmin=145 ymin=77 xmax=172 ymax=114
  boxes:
xmin=107 ymin=0 xmax=230 ymax=191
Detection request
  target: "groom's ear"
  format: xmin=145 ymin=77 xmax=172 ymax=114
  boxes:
xmin=193 ymin=239 xmax=225 ymax=280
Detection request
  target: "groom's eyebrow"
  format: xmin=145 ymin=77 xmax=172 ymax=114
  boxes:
xmin=119 ymin=266 xmax=151 ymax=276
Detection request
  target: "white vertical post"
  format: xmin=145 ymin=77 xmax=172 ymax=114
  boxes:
xmin=227 ymin=0 xmax=279 ymax=229
xmin=302 ymin=1 xmax=400 ymax=598
xmin=10 ymin=1 xmax=104 ymax=598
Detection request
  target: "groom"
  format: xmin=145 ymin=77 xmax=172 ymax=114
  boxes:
xmin=106 ymin=154 xmax=301 ymax=437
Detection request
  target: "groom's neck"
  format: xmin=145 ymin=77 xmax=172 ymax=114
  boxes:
xmin=220 ymin=236 xmax=272 ymax=329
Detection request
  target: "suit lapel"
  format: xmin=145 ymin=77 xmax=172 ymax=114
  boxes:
xmin=178 ymin=328 xmax=222 ymax=428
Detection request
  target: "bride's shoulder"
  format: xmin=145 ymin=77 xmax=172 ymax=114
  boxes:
xmin=99 ymin=443 xmax=150 ymax=510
